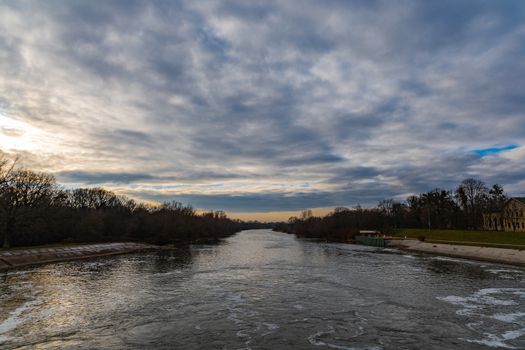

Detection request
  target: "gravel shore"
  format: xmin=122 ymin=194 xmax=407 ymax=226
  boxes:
xmin=388 ymin=239 xmax=525 ymax=266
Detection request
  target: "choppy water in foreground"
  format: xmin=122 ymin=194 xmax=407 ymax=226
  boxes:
xmin=2 ymin=230 xmax=525 ymax=349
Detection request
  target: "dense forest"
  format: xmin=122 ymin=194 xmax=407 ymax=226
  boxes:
xmin=0 ymin=158 xmax=243 ymax=248
xmin=274 ymin=179 xmax=509 ymax=242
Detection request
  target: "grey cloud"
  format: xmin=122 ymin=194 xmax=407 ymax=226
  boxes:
xmin=58 ymin=171 xmax=156 ymax=184
xmin=1 ymin=0 xmax=524 ymax=213
xmin=2 ymin=127 xmax=24 ymax=137
xmin=132 ymin=189 xmax=397 ymax=212
xmin=57 ymin=169 xmax=249 ymax=184
xmin=327 ymin=166 xmax=383 ymax=184
xmin=399 ymin=80 xmax=432 ymax=96
xmin=108 ymin=129 xmax=155 ymax=145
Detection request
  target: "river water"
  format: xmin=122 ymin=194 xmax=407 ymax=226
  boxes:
xmin=1 ymin=230 xmax=525 ymax=349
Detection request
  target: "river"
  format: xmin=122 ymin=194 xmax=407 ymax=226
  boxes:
xmin=1 ymin=229 xmax=525 ymax=349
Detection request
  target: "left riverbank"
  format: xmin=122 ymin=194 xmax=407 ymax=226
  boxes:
xmin=0 ymin=242 xmax=160 ymax=271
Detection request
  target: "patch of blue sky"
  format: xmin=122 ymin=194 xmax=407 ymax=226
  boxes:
xmin=472 ymin=144 xmax=519 ymax=157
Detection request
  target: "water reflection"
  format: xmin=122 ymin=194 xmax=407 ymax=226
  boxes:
xmin=149 ymin=247 xmax=194 ymax=273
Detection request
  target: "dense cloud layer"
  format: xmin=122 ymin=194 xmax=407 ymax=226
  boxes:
xmin=1 ymin=0 xmax=524 ymax=215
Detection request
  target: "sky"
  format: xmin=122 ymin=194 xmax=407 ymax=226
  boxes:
xmin=1 ymin=0 xmax=524 ymax=221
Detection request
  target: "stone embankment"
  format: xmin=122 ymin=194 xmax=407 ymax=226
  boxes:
xmin=387 ymin=239 xmax=525 ymax=266
xmin=0 ymin=242 xmax=159 ymax=271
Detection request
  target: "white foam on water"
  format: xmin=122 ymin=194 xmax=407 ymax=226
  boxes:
xmin=152 ymin=270 xmax=183 ymax=277
xmin=236 ymin=329 xmax=250 ymax=338
xmin=0 ymin=335 xmax=11 ymax=344
xmin=477 ymin=288 xmax=525 ymax=297
xmin=5 ymin=270 xmax=35 ymax=276
xmin=466 ymin=321 xmax=484 ymax=331
xmin=9 ymin=281 xmax=34 ymax=291
xmin=438 ymin=288 xmax=525 ymax=314
xmin=439 ymin=288 xmax=525 ymax=348
xmin=260 ymin=322 xmax=279 ymax=336
xmin=431 ymin=256 xmax=479 ymax=265
xmin=437 ymin=295 xmax=482 ymax=315
xmin=308 ymin=327 xmax=342 ymax=349
xmin=0 ymin=297 xmax=44 ymax=344
xmin=487 ymin=269 xmax=524 ymax=275
xmin=466 ymin=328 xmax=525 ymax=349
xmin=485 ymin=270 xmax=517 ymax=280
xmin=466 ymin=336 xmax=516 ymax=349
xmin=382 ymin=248 xmax=397 ymax=253
xmin=501 ymin=328 xmax=525 ymax=341
xmin=492 ymin=312 xmax=525 ymax=324
xmin=308 ymin=326 xmax=381 ymax=350
xmin=479 ymin=297 xmax=516 ymax=306
xmin=262 ymin=322 xmax=279 ymax=331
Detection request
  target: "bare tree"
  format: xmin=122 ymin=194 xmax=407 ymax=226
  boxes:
xmin=0 ymin=157 xmax=17 ymax=248
xmin=378 ymin=199 xmax=395 ymax=216
xmin=455 ymin=178 xmax=488 ymax=229
xmin=67 ymin=187 xmax=122 ymax=210
xmin=300 ymin=209 xmax=313 ymax=220
xmin=0 ymin=168 xmax=57 ymax=248
xmin=487 ymin=184 xmax=508 ymax=211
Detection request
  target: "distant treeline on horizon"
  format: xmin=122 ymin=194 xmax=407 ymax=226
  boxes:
xmin=0 ymin=157 xmax=274 ymax=249
xmin=275 ymin=178 xmax=509 ymax=242
xmin=0 ymin=155 xmax=512 ymax=248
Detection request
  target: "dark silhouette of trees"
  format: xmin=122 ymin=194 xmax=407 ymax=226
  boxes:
xmin=0 ymin=165 xmax=58 ymax=248
xmin=407 ymin=189 xmax=459 ymax=229
xmin=1 ymin=153 xmax=514 ymax=247
xmin=66 ymin=187 xmax=125 ymax=210
xmin=276 ymin=179 xmax=510 ymax=242
xmin=378 ymin=199 xmax=407 ymax=228
xmin=455 ymin=178 xmax=489 ymax=229
xmin=0 ymin=159 xmax=241 ymax=248
xmin=277 ymin=206 xmax=389 ymax=242
xmin=487 ymin=184 xmax=508 ymax=211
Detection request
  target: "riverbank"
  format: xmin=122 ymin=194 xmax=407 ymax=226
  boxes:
xmin=390 ymin=228 xmax=525 ymax=246
xmin=387 ymin=239 xmax=525 ymax=266
xmin=0 ymin=242 xmax=159 ymax=271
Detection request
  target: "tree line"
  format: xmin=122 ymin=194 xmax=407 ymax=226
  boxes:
xmin=275 ymin=178 xmax=509 ymax=242
xmin=0 ymin=158 xmax=242 ymax=248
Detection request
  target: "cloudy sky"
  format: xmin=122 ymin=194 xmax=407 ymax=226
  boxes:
xmin=1 ymin=0 xmax=524 ymax=220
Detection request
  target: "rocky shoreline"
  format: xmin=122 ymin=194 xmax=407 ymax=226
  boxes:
xmin=0 ymin=242 xmax=159 ymax=271
xmin=387 ymin=239 xmax=525 ymax=266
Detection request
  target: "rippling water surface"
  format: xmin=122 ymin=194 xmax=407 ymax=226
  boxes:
xmin=2 ymin=230 xmax=525 ymax=349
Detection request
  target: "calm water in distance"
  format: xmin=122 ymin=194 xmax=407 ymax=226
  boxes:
xmin=1 ymin=229 xmax=525 ymax=349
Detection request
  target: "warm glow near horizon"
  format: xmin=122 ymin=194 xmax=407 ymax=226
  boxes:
xmin=227 ymin=207 xmax=335 ymax=223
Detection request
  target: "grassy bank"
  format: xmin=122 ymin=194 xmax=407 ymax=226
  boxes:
xmin=391 ymin=228 xmax=525 ymax=247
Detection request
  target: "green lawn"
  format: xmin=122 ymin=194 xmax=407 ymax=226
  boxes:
xmin=390 ymin=228 xmax=525 ymax=248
